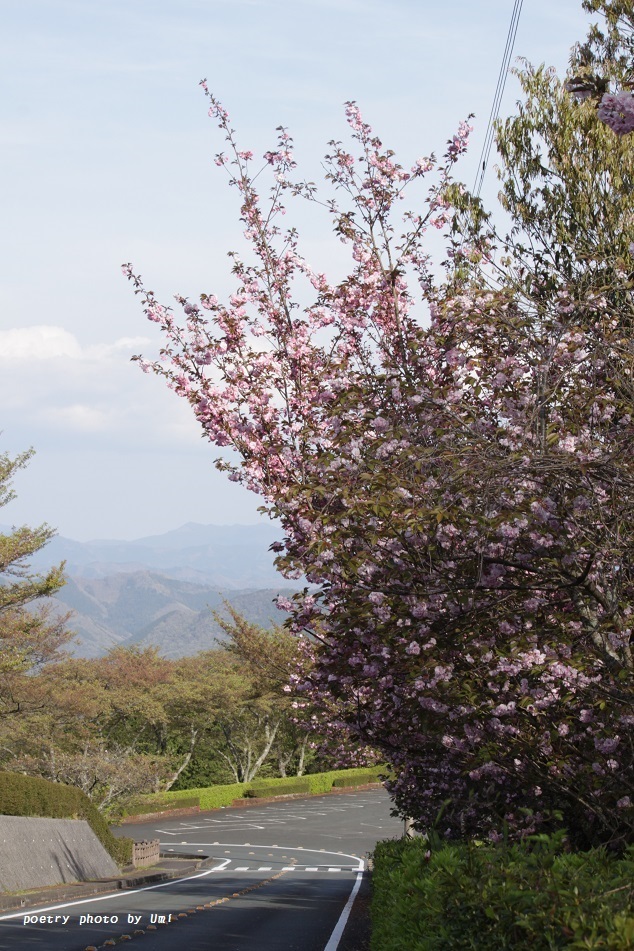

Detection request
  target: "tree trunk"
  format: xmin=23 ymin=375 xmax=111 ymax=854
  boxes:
xmin=162 ymin=726 xmax=199 ymax=792
xmin=243 ymin=719 xmax=280 ymax=783
xmin=295 ymin=734 xmax=309 ymax=777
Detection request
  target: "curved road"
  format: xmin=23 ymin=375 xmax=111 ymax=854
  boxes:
xmin=0 ymin=788 xmax=402 ymax=950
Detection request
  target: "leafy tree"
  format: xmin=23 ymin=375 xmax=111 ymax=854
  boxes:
xmin=214 ymin=606 xmax=314 ymax=777
xmin=14 ymin=741 xmax=165 ymax=813
xmin=7 ymin=645 xmax=240 ymax=804
xmin=7 ymin=638 xmax=313 ymax=802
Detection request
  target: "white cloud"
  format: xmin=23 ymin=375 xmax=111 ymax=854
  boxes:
xmin=0 ymin=325 xmax=82 ymax=360
xmin=0 ymin=326 xmax=151 ymax=363
xmin=85 ymin=336 xmax=152 ymax=360
xmin=40 ymin=403 xmax=113 ymax=432
xmin=0 ymin=323 xmax=205 ymax=452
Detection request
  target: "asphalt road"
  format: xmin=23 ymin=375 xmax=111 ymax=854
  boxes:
xmin=0 ymin=788 xmax=402 ymax=951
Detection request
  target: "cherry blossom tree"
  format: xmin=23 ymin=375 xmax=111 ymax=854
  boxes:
xmin=125 ymin=3 xmax=633 ymax=847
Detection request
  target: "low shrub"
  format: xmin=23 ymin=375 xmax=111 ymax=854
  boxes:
xmin=332 ymin=769 xmax=384 ymax=788
xmin=305 ymin=765 xmax=387 ymax=794
xmin=0 ymin=772 xmax=132 ymax=867
xmin=370 ymin=834 xmax=634 ymax=950
xmin=197 ymin=783 xmax=246 ymax=810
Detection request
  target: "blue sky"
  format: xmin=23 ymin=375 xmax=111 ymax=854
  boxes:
xmin=1 ymin=0 xmax=592 ymax=540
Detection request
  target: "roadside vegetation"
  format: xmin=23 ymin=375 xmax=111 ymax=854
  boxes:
xmin=371 ymin=835 xmax=634 ymax=950
xmin=127 ymin=0 xmax=634 ymax=855
xmin=368 ymin=3 xmax=634 ymax=947
xmin=0 ymin=601 xmax=371 ymax=813
xmin=122 ymin=0 xmax=634 ymax=943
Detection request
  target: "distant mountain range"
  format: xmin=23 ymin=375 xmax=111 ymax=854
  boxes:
xmin=27 ymin=522 xmax=289 ymax=587
xmin=13 ymin=523 xmax=301 ymax=659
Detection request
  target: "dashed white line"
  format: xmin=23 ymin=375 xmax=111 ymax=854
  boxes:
xmin=159 ymin=842 xmax=364 ymax=870
xmin=215 ymin=865 xmax=354 ymax=873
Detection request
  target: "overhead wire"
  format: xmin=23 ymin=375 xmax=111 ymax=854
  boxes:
xmin=473 ymin=0 xmax=524 ymax=198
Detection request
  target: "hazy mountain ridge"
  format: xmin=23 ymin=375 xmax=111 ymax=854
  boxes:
xmin=24 ymin=521 xmax=289 ymax=588
xmin=7 ymin=522 xmax=300 ymax=659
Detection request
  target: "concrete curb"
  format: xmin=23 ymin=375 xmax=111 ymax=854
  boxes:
xmin=119 ymin=805 xmax=201 ymax=824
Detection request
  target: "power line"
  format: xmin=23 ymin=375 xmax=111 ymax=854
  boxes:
xmin=473 ymin=0 xmax=524 ymax=198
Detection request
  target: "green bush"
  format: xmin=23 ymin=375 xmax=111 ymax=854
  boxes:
xmin=305 ymin=766 xmax=385 ymax=794
xmin=0 ymin=772 xmax=132 ymax=867
xmin=370 ymin=834 xmax=634 ymax=950
xmin=332 ymin=768 xmax=384 ymax=788
xmin=197 ymin=783 xmax=246 ymax=810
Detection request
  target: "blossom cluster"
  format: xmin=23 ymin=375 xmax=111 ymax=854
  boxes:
xmin=598 ymin=90 xmax=634 ymax=135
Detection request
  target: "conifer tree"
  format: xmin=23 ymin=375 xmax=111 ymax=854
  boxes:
xmin=0 ymin=448 xmax=71 ymax=681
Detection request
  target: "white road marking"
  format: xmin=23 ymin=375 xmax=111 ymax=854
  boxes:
xmin=158 ymin=824 xmax=265 ymax=834
xmin=0 ymin=861 xmax=232 ymax=922
xmin=321 ymin=832 xmax=364 ymax=838
xmin=324 ymin=871 xmax=364 ymax=951
xmin=215 ymin=865 xmax=356 ymax=872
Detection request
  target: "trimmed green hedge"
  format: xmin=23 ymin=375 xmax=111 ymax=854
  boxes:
xmin=0 ymin=772 xmax=132 ymax=867
xmin=332 ymin=768 xmax=384 ymax=787
xmin=198 ymin=783 xmax=246 ymax=810
xmin=246 ymin=781 xmax=311 ymax=798
xmin=302 ymin=766 xmax=386 ymax=795
xmin=137 ymin=765 xmax=387 ymax=812
xmin=371 ymin=835 xmax=634 ymax=950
